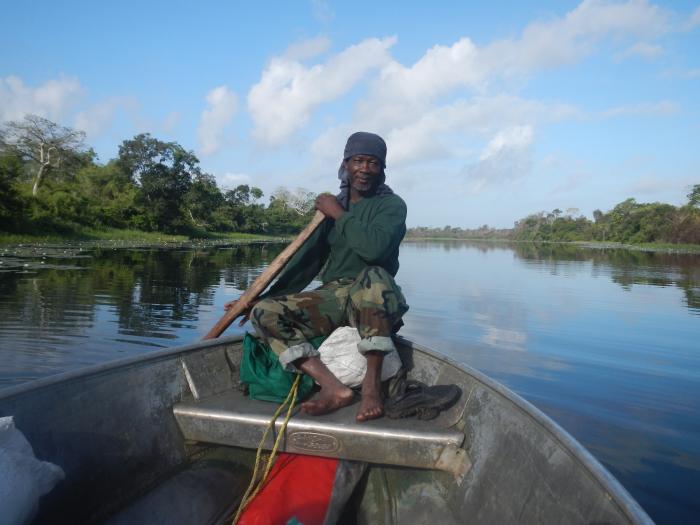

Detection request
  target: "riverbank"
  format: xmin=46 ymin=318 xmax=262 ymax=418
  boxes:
xmin=403 ymin=236 xmax=700 ymax=254
xmin=5 ymin=230 xmax=700 ymax=255
xmin=0 ymin=227 xmax=286 ymax=248
xmin=574 ymin=240 xmax=700 ymax=254
xmin=0 ymin=230 xmax=290 ymax=272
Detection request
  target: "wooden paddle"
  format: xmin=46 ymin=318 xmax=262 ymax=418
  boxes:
xmin=203 ymin=210 xmax=326 ymax=340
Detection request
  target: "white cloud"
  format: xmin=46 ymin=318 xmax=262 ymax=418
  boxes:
xmin=386 ymin=97 xmax=578 ymax=167
xmin=0 ymin=75 xmax=83 ymax=122
xmin=484 ymin=0 xmax=669 ymax=74
xmin=197 ymin=86 xmax=238 ymax=156
xmin=463 ymin=126 xmax=534 ymax=193
xmin=480 ymin=125 xmax=534 ymax=160
xmin=616 ymin=41 xmax=663 ymax=60
xmin=364 ymin=0 xmax=668 ymax=113
xmin=247 ymin=37 xmax=396 ymax=146
xmin=302 ymin=1 xmax=669 ymax=188
xmin=366 ymin=38 xmax=484 ymax=115
xmin=283 ymin=36 xmax=331 ymax=61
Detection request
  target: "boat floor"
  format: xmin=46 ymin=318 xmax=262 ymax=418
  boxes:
xmin=174 ymin=388 xmax=469 ymax=475
xmin=104 ymin=453 xmax=249 ymax=525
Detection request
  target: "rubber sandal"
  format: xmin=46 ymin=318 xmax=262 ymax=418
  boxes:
xmin=385 ymin=381 xmax=461 ymax=420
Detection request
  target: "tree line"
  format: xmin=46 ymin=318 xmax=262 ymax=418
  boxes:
xmin=0 ymin=115 xmax=316 ymax=236
xmin=511 ymin=196 xmax=700 ymax=244
xmin=407 ymin=191 xmax=700 ymax=246
xmin=3 ymin=115 xmax=697 ymax=246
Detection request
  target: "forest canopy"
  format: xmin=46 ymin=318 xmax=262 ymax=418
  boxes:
xmin=0 ymin=115 xmax=316 ymax=236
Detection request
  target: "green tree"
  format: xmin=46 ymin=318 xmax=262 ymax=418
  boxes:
xmin=687 ymin=184 xmax=700 ymax=208
xmin=118 ymin=134 xmax=200 ymax=233
xmin=634 ymin=203 xmax=675 ymax=242
xmin=77 ymin=161 xmax=139 ymax=228
xmin=606 ymin=198 xmax=641 ymax=241
xmin=185 ymin=172 xmax=226 ymax=229
xmin=0 ymin=150 xmax=27 ymax=229
xmin=224 ymin=184 xmax=266 ymax=232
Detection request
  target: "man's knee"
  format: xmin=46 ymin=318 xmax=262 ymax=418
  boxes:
xmin=250 ymin=298 xmax=271 ymax=317
xmin=351 ymin=266 xmax=406 ymax=310
xmin=355 ymin=265 xmax=395 ymax=285
xmin=250 ymin=298 xmax=282 ymax=330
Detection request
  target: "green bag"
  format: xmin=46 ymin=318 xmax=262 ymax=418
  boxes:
xmin=240 ymin=333 xmax=324 ymax=403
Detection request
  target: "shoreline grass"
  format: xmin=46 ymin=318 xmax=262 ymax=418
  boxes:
xmin=574 ymin=240 xmax=700 ymax=254
xmin=0 ymin=227 xmax=286 ymax=246
xmin=6 ymin=229 xmax=699 ymax=254
xmin=403 ymin=236 xmax=700 ymax=254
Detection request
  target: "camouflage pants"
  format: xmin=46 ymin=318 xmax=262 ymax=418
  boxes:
xmin=251 ymin=266 xmax=409 ymax=372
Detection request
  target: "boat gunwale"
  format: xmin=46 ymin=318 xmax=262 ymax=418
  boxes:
xmin=0 ymin=333 xmax=653 ymax=524
xmin=0 ymin=335 xmax=245 ymax=401
xmin=395 ymin=335 xmax=653 ymax=525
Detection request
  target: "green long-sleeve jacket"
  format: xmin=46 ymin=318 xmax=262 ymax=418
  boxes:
xmin=261 ymin=193 xmax=407 ymax=298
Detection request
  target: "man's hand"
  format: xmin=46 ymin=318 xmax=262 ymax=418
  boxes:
xmin=224 ymin=297 xmax=258 ymax=326
xmin=315 ymin=194 xmax=344 ymax=220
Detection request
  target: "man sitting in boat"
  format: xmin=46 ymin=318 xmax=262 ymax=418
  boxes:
xmin=229 ymin=131 xmax=408 ymax=422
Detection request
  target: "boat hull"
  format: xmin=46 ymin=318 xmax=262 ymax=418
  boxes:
xmin=0 ymin=336 xmax=652 ymax=524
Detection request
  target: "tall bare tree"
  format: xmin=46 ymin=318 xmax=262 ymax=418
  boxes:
xmin=2 ymin=114 xmax=86 ymax=196
xmin=271 ymin=186 xmax=316 ymax=215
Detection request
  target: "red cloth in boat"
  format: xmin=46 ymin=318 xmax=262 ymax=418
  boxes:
xmin=238 ymin=453 xmax=338 ymax=525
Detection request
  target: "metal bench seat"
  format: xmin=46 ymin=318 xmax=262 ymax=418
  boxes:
xmin=173 ymin=389 xmax=469 ymax=477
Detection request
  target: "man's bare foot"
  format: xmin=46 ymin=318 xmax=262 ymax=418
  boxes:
xmin=296 ymin=356 xmax=354 ymax=416
xmin=356 ymin=387 xmax=384 ymax=422
xmin=357 ymin=351 xmax=385 ymax=422
xmin=301 ymin=385 xmax=355 ymax=416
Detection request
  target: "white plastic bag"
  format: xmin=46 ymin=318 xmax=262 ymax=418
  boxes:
xmin=317 ymin=327 xmax=402 ymax=388
xmin=0 ymin=416 xmax=65 ymax=525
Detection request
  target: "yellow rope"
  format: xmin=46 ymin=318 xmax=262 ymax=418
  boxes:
xmin=232 ymin=374 xmax=301 ymax=525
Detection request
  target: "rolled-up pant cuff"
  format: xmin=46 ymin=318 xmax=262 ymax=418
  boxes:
xmin=278 ymin=342 xmax=320 ymax=373
xmin=357 ymin=336 xmax=396 ymax=354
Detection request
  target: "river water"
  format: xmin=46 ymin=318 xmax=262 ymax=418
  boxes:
xmin=0 ymin=240 xmax=698 ymax=523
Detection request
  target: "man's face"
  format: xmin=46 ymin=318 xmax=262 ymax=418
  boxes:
xmin=344 ymin=154 xmax=382 ymax=195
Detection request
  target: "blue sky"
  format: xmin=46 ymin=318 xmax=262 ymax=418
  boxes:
xmin=2 ymin=0 xmax=698 ymax=227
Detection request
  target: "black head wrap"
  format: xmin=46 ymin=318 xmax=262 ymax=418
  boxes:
xmin=337 ymin=131 xmax=394 ymax=209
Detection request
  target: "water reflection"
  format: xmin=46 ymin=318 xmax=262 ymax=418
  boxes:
xmin=0 ymin=243 xmax=284 ymax=384
xmin=514 ymin=242 xmax=699 ymax=299
xmin=406 ymin=240 xmax=700 ymax=313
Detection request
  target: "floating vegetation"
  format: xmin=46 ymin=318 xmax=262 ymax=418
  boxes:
xmin=0 ymin=238 xmax=288 ymax=273
xmin=0 ymin=256 xmax=86 ymax=272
